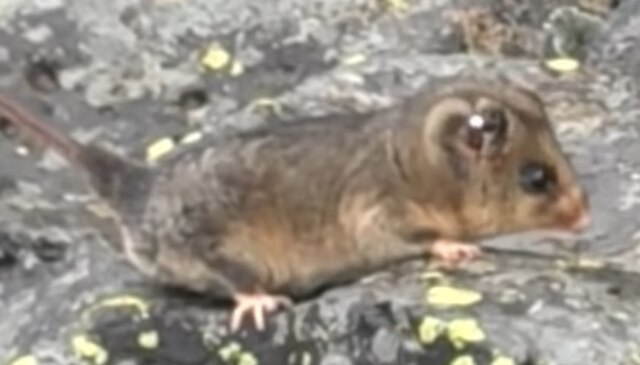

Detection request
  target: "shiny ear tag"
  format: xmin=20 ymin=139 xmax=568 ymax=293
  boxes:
xmin=464 ymin=114 xmax=486 ymax=153
xmin=466 ymin=113 xmax=506 ymax=159
xmin=468 ymin=114 xmax=485 ymax=129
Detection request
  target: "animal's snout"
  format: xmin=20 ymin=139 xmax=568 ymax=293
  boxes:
xmin=560 ymin=186 xmax=590 ymax=233
xmin=569 ymin=209 xmax=590 ymax=233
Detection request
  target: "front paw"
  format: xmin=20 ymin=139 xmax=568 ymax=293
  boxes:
xmin=428 ymin=240 xmax=481 ymax=268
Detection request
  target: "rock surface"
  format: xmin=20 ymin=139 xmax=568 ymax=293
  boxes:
xmin=2 ymin=0 xmax=640 ymax=364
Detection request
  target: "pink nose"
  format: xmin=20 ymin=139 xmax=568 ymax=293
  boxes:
xmin=570 ymin=210 xmax=590 ymax=233
xmin=562 ymin=186 xmax=590 ymax=233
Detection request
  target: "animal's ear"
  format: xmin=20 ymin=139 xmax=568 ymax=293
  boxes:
xmin=454 ymin=107 xmax=510 ymax=161
xmin=423 ymin=96 xmax=512 ymax=165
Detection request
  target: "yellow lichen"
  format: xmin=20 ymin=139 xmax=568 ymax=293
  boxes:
xmin=200 ymin=44 xmax=231 ymax=71
xmin=146 ymin=137 xmax=176 ymax=163
xmin=219 ymin=342 xmax=242 ymax=361
xmin=180 ymin=131 xmax=203 ymax=145
xmin=8 ymin=355 xmax=38 ymax=365
xmin=137 ymin=330 xmax=160 ymax=349
xmin=379 ymin=0 xmax=409 ymax=14
xmin=491 ymin=355 xmax=516 ymax=365
xmin=80 ymin=294 xmax=151 ymax=331
xmin=218 ymin=341 xmax=258 ymax=365
xmin=451 ymin=354 xmax=476 ymax=365
xmin=544 ymin=57 xmax=580 ymax=72
xmin=248 ymin=98 xmax=284 ymax=116
xmin=341 ymin=53 xmax=367 ymax=66
xmin=447 ymin=318 xmax=486 ymax=349
xmin=418 ymin=316 xmax=446 ymax=344
xmin=574 ymin=257 xmax=605 ymax=269
xmin=97 ymin=294 xmax=150 ymax=318
xmin=237 ymin=353 xmax=258 ymax=365
xmin=71 ymin=335 xmax=108 ymax=365
xmin=426 ymin=286 xmax=482 ymax=308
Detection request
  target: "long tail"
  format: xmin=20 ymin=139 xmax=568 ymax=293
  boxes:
xmin=0 ymin=92 xmax=84 ymax=165
xmin=0 ymin=92 xmax=153 ymax=218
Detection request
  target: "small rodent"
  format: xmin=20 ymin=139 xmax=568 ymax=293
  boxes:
xmin=0 ymin=77 xmax=590 ymax=331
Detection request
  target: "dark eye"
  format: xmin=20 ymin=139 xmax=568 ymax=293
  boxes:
xmin=519 ymin=161 xmax=556 ymax=194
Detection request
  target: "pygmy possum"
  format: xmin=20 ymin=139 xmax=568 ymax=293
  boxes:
xmin=0 ymin=77 xmax=590 ymax=331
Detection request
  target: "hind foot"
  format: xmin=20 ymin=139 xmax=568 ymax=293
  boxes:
xmin=230 ymin=292 xmax=292 ymax=331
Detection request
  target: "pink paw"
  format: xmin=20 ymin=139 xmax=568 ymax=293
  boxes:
xmin=230 ymin=292 xmax=292 ymax=331
xmin=429 ymin=240 xmax=481 ymax=267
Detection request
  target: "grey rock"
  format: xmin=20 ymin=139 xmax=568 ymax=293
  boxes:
xmin=37 ymin=150 xmax=70 ymax=171
xmin=371 ymin=329 xmax=402 ymax=363
xmin=321 ymin=353 xmax=353 ymax=365
xmin=23 ymin=24 xmax=53 ymax=44
xmin=0 ymin=46 xmax=10 ymax=63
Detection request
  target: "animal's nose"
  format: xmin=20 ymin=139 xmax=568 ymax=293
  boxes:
xmin=569 ymin=209 xmax=590 ymax=232
xmin=564 ymin=187 xmax=590 ymax=233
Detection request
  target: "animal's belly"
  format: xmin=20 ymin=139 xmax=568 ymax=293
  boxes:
xmin=270 ymin=242 xmax=425 ymax=298
xmin=272 ymin=253 xmax=371 ymax=298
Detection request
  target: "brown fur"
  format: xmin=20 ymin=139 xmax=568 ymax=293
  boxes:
xmin=0 ymin=77 xmax=589 ymax=302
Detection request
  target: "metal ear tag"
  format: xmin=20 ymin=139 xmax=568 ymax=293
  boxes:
xmin=468 ymin=114 xmax=485 ymax=129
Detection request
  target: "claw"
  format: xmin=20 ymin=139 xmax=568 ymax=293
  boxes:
xmin=230 ymin=293 xmax=292 ymax=331
xmin=429 ymin=240 xmax=481 ymax=268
